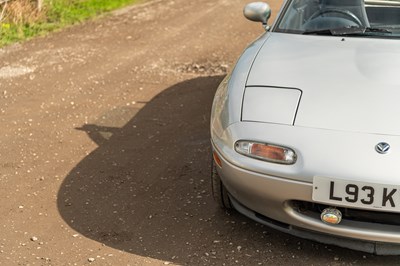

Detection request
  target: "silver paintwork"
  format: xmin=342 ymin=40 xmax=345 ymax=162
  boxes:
xmin=211 ymin=33 xmax=271 ymax=137
xmin=242 ymin=87 xmax=301 ymax=125
xmin=212 ymin=144 xmax=400 ymax=244
xmin=243 ymin=2 xmax=271 ymax=25
xmin=247 ymin=33 xmax=400 ymax=135
xmin=211 ymin=0 xmax=400 ymax=253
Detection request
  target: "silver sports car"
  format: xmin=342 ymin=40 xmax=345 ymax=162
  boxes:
xmin=210 ymin=0 xmax=400 ymax=255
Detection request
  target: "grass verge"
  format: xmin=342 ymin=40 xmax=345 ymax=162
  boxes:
xmin=0 ymin=0 xmax=139 ymax=47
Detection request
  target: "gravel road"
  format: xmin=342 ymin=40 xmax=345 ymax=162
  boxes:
xmin=0 ymin=0 xmax=399 ymax=265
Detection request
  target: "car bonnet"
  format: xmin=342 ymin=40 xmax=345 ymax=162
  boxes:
xmin=246 ymin=32 xmax=400 ymax=136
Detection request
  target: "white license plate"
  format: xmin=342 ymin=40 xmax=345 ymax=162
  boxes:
xmin=313 ymin=176 xmax=400 ymax=212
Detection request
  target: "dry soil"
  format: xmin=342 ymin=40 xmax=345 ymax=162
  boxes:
xmin=0 ymin=0 xmax=399 ymax=265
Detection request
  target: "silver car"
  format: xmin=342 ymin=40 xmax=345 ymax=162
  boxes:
xmin=210 ymin=0 xmax=400 ymax=255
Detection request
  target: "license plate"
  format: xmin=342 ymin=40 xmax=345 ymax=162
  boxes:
xmin=313 ymin=176 xmax=400 ymax=212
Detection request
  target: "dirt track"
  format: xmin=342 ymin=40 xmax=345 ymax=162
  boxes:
xmin=0 ymin=0 xmax=399 ymax=265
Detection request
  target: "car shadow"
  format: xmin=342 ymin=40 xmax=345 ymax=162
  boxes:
xmin=57 ymin=76 xmax=378 ymax=264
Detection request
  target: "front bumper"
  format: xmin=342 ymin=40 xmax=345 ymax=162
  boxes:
xmin=212 ymin=143 xmax=400 ymax=255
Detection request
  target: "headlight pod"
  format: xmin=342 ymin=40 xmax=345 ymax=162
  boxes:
xmin=235 ymin=140 xmax=297 ymax=165
xmin=242 ymin=87 xmax=301 ymax=125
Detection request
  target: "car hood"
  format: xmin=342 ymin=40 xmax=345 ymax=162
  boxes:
xmin=246 ymin=33 xmax=400 ymax=136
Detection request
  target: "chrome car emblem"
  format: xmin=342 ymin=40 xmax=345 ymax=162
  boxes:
xmin=375 ymin=142 xmax=390 ymax=154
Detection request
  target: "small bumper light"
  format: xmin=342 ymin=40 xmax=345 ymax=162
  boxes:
xmin=235 ymin=140 xmax=297 ymax=165
xmin=213 ymin=151 xmax=222 ymax=168
xmin=321 ymin=208 xmax=342 ymax=225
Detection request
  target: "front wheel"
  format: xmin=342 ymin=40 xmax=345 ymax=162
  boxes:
xmin=211 ymin=156 xmax=232 ymax=209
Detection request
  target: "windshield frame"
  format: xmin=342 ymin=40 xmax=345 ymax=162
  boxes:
xmin=271 ymin=0 xmax=400 ymax=38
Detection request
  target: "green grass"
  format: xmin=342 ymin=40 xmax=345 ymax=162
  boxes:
xmin=0 ymin=0 xmax=139 ymax=46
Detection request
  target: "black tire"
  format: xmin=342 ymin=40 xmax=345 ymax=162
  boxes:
xmin=211 ymin=157 xmax=232 ymax=209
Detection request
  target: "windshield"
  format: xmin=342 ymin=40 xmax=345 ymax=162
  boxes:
xmin=276 ymin=0 xmax=400 ymax=37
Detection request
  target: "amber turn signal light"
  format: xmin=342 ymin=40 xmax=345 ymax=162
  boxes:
xmin=235 ymin=140 xmax=297 ymax=165
xmin=213 ymin=151 xmax=223 ymax=168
